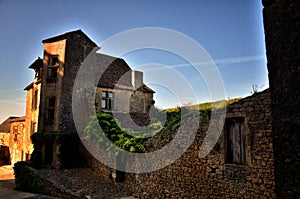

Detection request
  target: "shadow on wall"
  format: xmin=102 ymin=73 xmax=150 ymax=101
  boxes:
xmin=0 ymin=146 xmax=11 ymax=165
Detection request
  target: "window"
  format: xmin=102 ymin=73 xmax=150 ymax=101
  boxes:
xmin=48 ymin=97 xmax=55 ymax=108
xmin=31 ymin=122 xmax=37 ymax=135
xmin=47 ymin=55 xmax=59 ymax=66
xmin=51 ymin=56 xmax=59 ymax=66
xmin=225 ymin=118 xmax=246 ymax=165
xmin=101 ymin=91 xmax=114 ymax=110
xmin=46 ymin=67 xmax=58 ymax=84
xmin=13 ymin=126 xmax=18 ymax=142
xmin=32 ymin=90 xmax=38 ymax=110
xmin=46 ymin=55 xmax=59 ymax=84
xmin=46 ymin=97 xmax=55 ymax=125
xmin=48 ymin=68 xmax=58 ymax=78
xmin=13 ymin=126 xmax=18 ymax=134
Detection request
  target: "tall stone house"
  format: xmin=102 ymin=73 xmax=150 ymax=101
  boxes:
xmin=8 ymin=116 xmax=31 ymax=166
xmin=0 ymin=117 xmax=16 ymax=165
xmin=0 ymin=57 xmax=43 ymax=166
xmin=25 ymin=30 xmax=154 ymax=167
xmin=0 ymin=116 xmax=33 ymax=165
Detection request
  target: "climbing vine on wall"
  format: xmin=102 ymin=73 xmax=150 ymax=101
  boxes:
xmin=84 ymin=113 xmax=146 ymax=153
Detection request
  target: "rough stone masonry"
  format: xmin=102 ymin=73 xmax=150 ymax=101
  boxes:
xmin=262 ymin=0 xmax=300 ymax=198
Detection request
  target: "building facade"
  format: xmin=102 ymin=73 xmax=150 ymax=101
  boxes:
xmin=0 ymin=117 xmax=16 ymax=165
xmin=0 ymin=116 xmax=33 ymax=165
xmin=24 ymin=57 xmax=42 ymax=142
xmin=8 ymin=116 xmax=32 ymax=166
xmin=25 ymin=30 xmax=154 ymax=167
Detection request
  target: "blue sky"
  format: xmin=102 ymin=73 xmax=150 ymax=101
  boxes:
xmin=0 ymin=0 xmax=268 ymax=123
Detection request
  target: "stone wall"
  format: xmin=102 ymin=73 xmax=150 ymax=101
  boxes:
xmin=130 ymin=89 xmax=154 ymax=114
xmin=24 ymin=78 xmax=41 ymax=160
xmin=262 ymin=0 xmax=300 ymax=198
xmin=80 ymin=142 xmax=113 ymax=179
xmin=0 ymin=132 xmax=10 ymax=164
xmin=9 ymin=118 xmax=27 ymax=165
xmin=59 ymin=32 xmax=96 ymax=133
xmin=86 ymin=89 xmax=275 ymax=198
xmin=0 ymin=132 xmax=10 ymax=147
xmin=125 ymin=90 xmax=275 ymax=198
xmin=40 ymin=39 xmax=67 ymax=132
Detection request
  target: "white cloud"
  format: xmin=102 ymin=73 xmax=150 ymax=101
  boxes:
xmin=139 ymin=54 xmax=266 ymax=72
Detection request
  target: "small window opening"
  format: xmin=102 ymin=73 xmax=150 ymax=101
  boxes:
xmin=225 ymin=117 xmax=246 ymax=165
xmin=101 ymin=91 xmax=114 ymax=110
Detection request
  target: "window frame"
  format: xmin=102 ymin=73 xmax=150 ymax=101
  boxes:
xmin=101 ymin=91 xmax=114 ymax=110
xmin=224 ymin=117 xmax=247 ymax=165
xmin=46 ymin=97 xmax=56 ymax=125
xmin=13 ymin=126 xmax=18 ymax=142
xmin=46 ymin=55 xmax=59 ymax=84
xmin=32 ymin=89 xmax=38 ymax=110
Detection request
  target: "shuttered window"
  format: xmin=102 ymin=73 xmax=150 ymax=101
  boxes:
xmin=225 ymin=118 xmax=246 ymax=165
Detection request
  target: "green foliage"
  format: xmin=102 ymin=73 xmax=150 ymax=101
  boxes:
xmin=84 ymin=113 xmax=145 ymax=153
xmin=156 ymin=98 xmax=242 ymax=144
xmin=14 ymin=161 xmax=50 ymax=195
xmin=84 ymin=98 xmax=242 ymax=152
xmin=158 ymin=109 xmax=181 ymax=141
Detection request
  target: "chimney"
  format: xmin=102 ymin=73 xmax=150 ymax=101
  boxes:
xmin=132 ymin=70 xmax=143 ymax=89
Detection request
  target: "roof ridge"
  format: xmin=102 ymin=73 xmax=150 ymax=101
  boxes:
xmin=42 ymin=29 xmax=97 ymax=47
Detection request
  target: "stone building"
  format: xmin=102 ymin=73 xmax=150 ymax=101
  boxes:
xmin=87 ymin=89 xmax=276 ymax=198
xmin=0 ymin=116 xmax=16 ymax=165
xmin=0 ymin=116 xmax=33 ymax=165
xmin=8 ymin=116 xmax=32 ymax=166
xmin=24 ymin=58 xmax=42 ymax=141
xmin=25 ymin=30 xmax=154 ymax=167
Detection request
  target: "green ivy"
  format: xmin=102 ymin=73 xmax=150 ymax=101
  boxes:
xmin=84 ymin=113 xmax=146 ymax=153
xmin=84 ymin=99 xmax=242 ymax=153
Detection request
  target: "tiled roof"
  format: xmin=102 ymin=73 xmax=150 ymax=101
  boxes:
xmin=29 ymin=57 xmax=43 ymax=70
xmin=0 ymin=116 xmax=18 ymax=133
xmin=9 ymin=116 xmax=26 ymax=123
xmin=24 ymin=82 xmax=34 ymax=91
xmin=139 ymin=85 xmax=155 ymax=93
